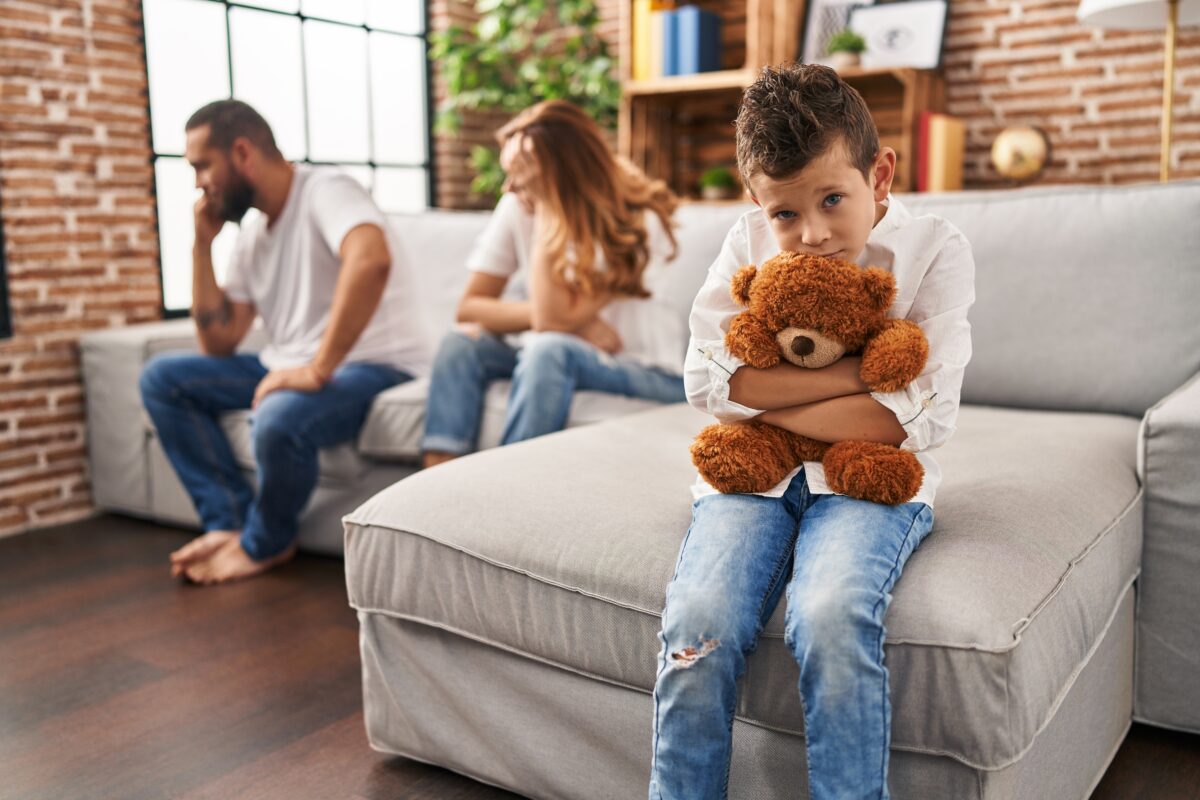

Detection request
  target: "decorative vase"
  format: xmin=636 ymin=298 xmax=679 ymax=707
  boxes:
xmin=829 ymin=51 xmax=861 ymax=71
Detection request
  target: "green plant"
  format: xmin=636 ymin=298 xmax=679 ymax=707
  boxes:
xmin=698 ymin=166 xmax=738 ymax=191
xmin=429 ymin=0 xmax=621 ymax=201
xmin=825 ymin=28 xmax=866 ymax=55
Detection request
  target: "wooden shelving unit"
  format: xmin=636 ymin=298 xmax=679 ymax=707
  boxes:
xmin=617 ymin=1 xmax=945 ymax=199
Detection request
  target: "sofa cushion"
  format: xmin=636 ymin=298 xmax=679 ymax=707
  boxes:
xmin=344 ymin=403 xmax=1142 ymax=769
xmin=357 ymin=376 xmax=665 ymax=460
xmin=902 ymin=180 xmax=1200 ymax=417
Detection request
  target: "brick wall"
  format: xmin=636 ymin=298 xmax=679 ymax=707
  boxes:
xmin=0 ymin=0 xmax=158 ymax=537
xmin=944 ymin=0 xmax=1200 ymax=186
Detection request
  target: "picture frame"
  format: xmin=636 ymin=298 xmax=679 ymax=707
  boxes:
xmin=800 ymin=0 xmax=874 ymax=67
xmin=848 ymin=0 xmax=950 ymax=70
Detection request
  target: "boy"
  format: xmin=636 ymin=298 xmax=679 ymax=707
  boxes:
xmin=648 ymin=64 xmax=975 ymax=799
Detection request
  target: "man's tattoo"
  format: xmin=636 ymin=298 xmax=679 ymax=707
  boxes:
xmin=194 ymin=296 xmax=233 ymax=330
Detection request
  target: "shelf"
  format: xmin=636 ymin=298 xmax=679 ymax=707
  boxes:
xmin=625 ymin=69 xmax=756 ymax=98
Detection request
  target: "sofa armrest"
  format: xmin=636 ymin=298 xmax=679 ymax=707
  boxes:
xmin=80 ymin=318 xmax=267 ymax=515
xmin=1135 ymin=370 xmax=1200 ymax=732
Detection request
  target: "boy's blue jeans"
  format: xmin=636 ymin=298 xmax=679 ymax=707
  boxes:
xmin=422 ymin=329 xmax=685 ymax=454
xmin=139 ymin=352 xmax=409 ymax=560
xmin=649 ymin=470 xmax=934 ymax=800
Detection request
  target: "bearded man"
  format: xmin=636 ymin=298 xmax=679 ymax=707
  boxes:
xmin=139 ymin=100 xmax=429 ymax=584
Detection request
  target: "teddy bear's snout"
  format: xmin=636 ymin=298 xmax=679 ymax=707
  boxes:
xmin=775 ymin=327 xmax=846 ymax=368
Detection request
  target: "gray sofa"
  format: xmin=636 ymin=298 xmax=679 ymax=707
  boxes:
xmin=341 ymin=182 xmax=1200 ymax=799
xmin=82 ymin=182 xmax=1200 ymax=798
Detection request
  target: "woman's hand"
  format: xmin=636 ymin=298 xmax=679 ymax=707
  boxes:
xmin=576 ymin=317 xmax=622 ymax=354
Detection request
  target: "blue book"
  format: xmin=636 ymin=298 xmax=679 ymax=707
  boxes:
xmin=661 ymin=9 xmax=679 ymax=77
xmin=675 ymin=5 xmax=721 ymax=75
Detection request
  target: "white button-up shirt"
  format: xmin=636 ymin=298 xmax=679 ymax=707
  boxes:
xmin=685 ymin=195 xmax=975 ymax=507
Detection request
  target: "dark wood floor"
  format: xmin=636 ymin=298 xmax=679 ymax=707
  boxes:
xmin=1 ymin=515 xmax=1198 ymax=800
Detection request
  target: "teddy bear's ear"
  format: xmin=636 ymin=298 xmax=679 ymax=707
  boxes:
xmin=730 ymin=265 xmax=758 ymax=306
xmin=860 ymin=267 xmax=896 ymax=313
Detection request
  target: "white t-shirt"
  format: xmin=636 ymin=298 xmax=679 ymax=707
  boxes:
xmin=464 ymin=192 xmax=685 ymax=375
xmin=222 ymin=165 xmax=430 ymax=376
xmin=685 ymin=195 xmax=975 ymax=507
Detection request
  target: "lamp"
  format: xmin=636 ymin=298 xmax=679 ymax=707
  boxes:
xmin=1078 ymin=0 xmax=1200 ymax=182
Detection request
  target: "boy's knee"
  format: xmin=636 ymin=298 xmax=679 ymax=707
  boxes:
xmin=785 ymin=583 xmax=879 ymax=653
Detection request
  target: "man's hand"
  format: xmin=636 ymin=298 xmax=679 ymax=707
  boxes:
xmin=252 ymin=364 xmax=329 ymax=409
xmin=576 ymin=316 xmax=622 ymax=354
xmin=194 ymin=194 xmax=224 ymax=250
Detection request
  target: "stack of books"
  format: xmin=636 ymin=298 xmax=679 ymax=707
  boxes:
xmin=916 ymin=112 xmax=966 ymax=192
xmin=632 ymin=1 xmax=722 ymax=80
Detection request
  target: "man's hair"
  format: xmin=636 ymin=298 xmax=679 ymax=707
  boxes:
xmin=735 ymin=63 xmax=879 ymax=185
xmin=185 ymin=99 xmax=282 ymax=159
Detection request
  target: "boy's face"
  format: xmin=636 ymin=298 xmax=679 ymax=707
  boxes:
xmin=747 ymin=141 xmax=895 ymax=263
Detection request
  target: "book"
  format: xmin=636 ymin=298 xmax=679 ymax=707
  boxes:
xmin=662 ymin=8 xmax=679 ymax=77
xmin=649 ymin=9 xmax=665 ymax=79
xmin=675 ymin=5 xmax=721 ymax=75
xmin=925 ymin=113 xmax=965 ymax=192
xmin=633 ymin=0 xmax=652 ymax=81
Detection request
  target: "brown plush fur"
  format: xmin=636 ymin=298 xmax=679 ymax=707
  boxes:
xmin=691 ymin=252 xmax=929 ymax=505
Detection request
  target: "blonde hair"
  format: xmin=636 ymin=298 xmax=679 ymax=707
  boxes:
xmin=497 ymin=100 xmax=678 ymax=298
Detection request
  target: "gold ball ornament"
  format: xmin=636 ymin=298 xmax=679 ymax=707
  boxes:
xmin=990 ymin=126 xmax=1050 ymax=182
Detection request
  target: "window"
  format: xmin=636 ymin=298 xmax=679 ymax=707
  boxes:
xmin=141 ymin=0 xmax=432 ymax=313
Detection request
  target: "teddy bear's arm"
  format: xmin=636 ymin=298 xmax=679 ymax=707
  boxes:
xmin=726 ymin=312 xmax=782 ymax=369
xmin=860 ymin=318 xmax=930 ymax=393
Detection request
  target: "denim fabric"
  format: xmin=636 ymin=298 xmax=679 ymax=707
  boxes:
xmin=140 ymin=352 xmax=409 ymax=560
xmin=422 ymin=329 xmax=685 ymax=455
xmin=649 ymin=471 xmax=935 ymax=800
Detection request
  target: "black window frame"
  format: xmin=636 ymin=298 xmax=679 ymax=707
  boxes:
xmin=138 ymin=0 xmax=437 ymax=319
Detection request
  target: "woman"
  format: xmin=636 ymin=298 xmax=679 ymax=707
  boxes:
xmin=422 ymin=100 xmax=686 ymax=468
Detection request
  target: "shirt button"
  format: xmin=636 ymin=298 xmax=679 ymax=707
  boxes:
xmin=703 ymin=348 xmax=713 ymax=361
xmin=921 ymin=394 xmax=935 ymax=409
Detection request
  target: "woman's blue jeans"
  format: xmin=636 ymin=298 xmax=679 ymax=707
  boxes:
xmin=139 ymin=352 xmax=409 ymax=560
xmin=649 ymin=470 xmax=935 ymax=800
xmin=422 ymin=329 xmax=685 ymax=455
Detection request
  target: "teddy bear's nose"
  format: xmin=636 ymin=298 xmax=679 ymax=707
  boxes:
xmin=791 ymin=336 xmax=816 ymax=357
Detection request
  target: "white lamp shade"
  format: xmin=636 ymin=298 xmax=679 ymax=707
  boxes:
xmin=1078 ymin=0 xmax=1200 ymax=29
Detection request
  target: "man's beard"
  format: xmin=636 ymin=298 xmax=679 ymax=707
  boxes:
xmin=216 ymin=172 xmax=255 ymax=222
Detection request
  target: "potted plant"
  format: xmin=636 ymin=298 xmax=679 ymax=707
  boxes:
xmin=698 ymin=166 xmax=740 ymax=201
xmin=826 ymin=28 xmax=866 ymax=71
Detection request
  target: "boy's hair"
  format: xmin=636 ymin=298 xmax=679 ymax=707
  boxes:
xmin=735 ymin=63 xmax=879 ymax=185
xmin=186 ymin=99 xmax=282 ymax=160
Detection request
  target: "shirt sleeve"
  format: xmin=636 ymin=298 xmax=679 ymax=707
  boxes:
xmin=869 ymin=230 xmax=975 ymax=453
xmin=220 ymin=227 xmax=253 ymax=305
xmin=465 ymin=193 xmax=523 ymax=278
xmin=683 ymin=219 xmax=767 ymax=422
xmin=309 ymin=171 xmax=389 ymax=259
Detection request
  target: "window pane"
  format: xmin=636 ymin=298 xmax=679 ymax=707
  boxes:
xmin=238 ymin=0 xmax=300 ymax=11
xmin=143 ymin=0 xmax=229 ymax=155
xmin=367 ymin=0 xmax=424 ymax=34
xmin=302 ymin=0 xmax=365 ymax=25
xmin=155 ymin=158 xmax=239 ymax=312
xmin=374 ymin=167 xmax=427 ymax=213
xmin=304 ymin=22 xmax=370 ymax=162
xmin=370 ymin=33 xmax=426 ymax=165
xmin=230 ymin=9 xmax=306 ymax=161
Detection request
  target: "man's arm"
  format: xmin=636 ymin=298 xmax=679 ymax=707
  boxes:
xmin=251 ymin=222 xmax=390 ymax=408
xmin=759 ymin=394 xmax=908 ymax=446
xmin=191 ymin=195 xmax=255 ymax=356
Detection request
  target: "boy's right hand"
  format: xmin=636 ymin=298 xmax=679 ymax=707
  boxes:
xmin=577 ymin=317 xmax=622 ymax=355
xmin=194 ymin=194 xmax=224 ymax=249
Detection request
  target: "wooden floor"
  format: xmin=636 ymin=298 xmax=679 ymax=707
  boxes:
xmin=2 ymin=515 xmax=1198 ymax=800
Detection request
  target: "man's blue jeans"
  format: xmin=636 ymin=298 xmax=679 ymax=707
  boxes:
xmin=649 ymin=471 xmax=935 ymax=800
xmin=139 ymin=352 xmax=409 ymax=560
xmin=422 ymin=329 xmax=685 ymax=455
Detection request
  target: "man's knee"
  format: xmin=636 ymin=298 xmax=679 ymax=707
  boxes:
xmin=139 ymin=352 xmax=192 ymax=404
xmin=251 ymin=400 xmax=305 ymax=458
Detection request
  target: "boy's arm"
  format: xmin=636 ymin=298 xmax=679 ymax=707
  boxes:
xmin=686 ymin=221 xmax=864 ymax=421
xmin=766 ymin=231 xmax=976 ymax=451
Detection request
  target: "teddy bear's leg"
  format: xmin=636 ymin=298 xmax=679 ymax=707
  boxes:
xmin=691 ymin=421 xmax=820 ymax=494
xmin=822 ymin=441 xmax=925 ymax=506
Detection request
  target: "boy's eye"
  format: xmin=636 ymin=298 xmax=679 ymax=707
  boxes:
xmin=823 ymin=194 xmax=843 ymax=208
xmin=774 ymin=210 xmax=797 ymax=220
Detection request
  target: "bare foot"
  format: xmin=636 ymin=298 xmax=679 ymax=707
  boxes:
xmin=183 ymin=537 xmax=296 ymax=586
xmin=422 ymin=451 xmax=458 ymax=469
xmin=170 ymin=530 xmax=239 ymax=578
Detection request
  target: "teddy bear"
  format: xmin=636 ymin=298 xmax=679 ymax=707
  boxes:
xmin=690 ymin=251 xmax=929 ymax=505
